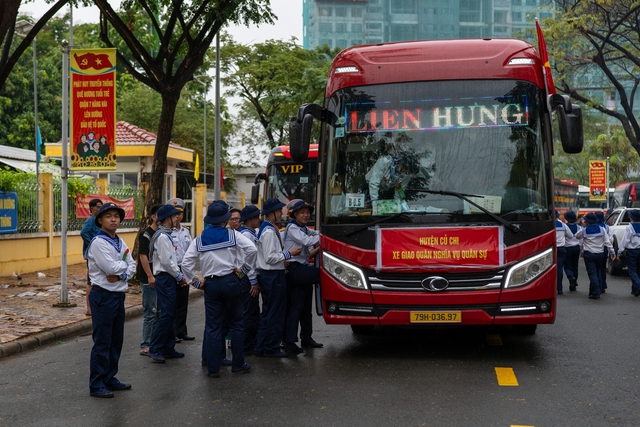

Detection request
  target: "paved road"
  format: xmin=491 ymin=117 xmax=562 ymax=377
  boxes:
xmin=1 ymin=264 xmax=639 ymax=427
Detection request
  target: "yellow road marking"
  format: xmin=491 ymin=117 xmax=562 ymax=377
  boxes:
xmin=495 ymin=367 xmax=519 ymax=386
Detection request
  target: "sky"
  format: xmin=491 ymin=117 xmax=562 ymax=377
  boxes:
xmin=18 ymin=0 xmax=304 ymax=165
xmin=19 ymin=1 xmax=304 ymax=45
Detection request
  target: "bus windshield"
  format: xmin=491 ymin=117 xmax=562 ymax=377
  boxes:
xmin=266 ymin=160 xmax=318 ymax=206
xmin=323 ymin=80 xmax=549 ymax=223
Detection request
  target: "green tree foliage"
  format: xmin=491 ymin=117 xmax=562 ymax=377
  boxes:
xmin=546 ymin=1 xmax=640 ymax=156
xmin=93 ymin=0 xmax=275 ymax=216
xmin=0 ymin=14 xmax=69 ymax=149
xmin=0 ymin=0 xmax=68 ymax=89
xmin=221 ymin=37 xmax=339 ymax=149
xmin=116 ymin=76 xmax=235 ymax=190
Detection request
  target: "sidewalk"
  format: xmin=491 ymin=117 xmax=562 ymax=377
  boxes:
xmin=0 ymin=262 xmax=202 ymax=359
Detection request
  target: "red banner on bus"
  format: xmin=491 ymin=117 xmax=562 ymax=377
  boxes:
xmin=76 ymin=194 xmax=135 ymax=219
xmin=376 ymin=226 xmax=503 ymax=269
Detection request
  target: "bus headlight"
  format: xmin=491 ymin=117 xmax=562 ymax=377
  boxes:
xmin=503 ymin=248 xmax=553 ymax=288
xmin=322 ymin=252 xmax=368 ymax=290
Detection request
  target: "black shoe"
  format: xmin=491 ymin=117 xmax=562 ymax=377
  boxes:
xmin=178 ymin=335 xmax=195 ymax=341
xmin=569 ymin=278 xmax=577 ymax=292
xmin=207 ymin=372 xmax=220 ymax=378
xmin=231 ymin=363 xmax=252 ymax=374
xmin=90 ymin=388 xmax=114 ymax=398
xmin=301 ymin=338 xmax=323 ymax=348
xmin=174 ymin=337 xmax=183 ymax=343
xmin=106 ymin=381 xmax=132 ymax=391
xmin=634 ymin=289 xmax=640 ymax=297
xmin=284 ymin=343 xmax=304 ymax=355
xmin=557 ymin=290 xmax=563 ymax=295
xmin=163 ymin=350 xmax=185 ymax=359
xmin=588 ymin=295 xmax=600 ymax=300
xmin=221 ymin=358 xmax=232 ymax=366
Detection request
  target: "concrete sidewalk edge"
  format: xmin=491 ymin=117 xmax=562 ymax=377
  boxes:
xmin=0 ymin=289 xmax=203 ymax=359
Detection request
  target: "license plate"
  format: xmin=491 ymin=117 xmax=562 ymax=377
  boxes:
xmin=410 ymin=311 xmax=461 ymax=323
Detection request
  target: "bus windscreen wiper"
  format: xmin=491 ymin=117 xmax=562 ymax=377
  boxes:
xmin=418 ymin=189 xmax=521 ymax=233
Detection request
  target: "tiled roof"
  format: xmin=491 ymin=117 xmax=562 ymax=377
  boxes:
xmin=116 ymin=121 xmax=179 ymax=146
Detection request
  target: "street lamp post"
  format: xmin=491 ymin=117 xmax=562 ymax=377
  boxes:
xmin=15 ymin=20 xmax=39 ymax=229
xmin=193 ymin=76 xmax=209 ymax=188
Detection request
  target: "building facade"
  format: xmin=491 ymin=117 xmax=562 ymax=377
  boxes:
xmin=303 ymin=0 xmax=554 ymax=50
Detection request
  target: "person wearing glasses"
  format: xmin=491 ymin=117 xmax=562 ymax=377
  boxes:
xmin=228 ymin=209 xmax=242 ymax=231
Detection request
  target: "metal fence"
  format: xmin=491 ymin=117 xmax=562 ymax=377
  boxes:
xmin=107 ymin=185 xmax=145 ymax=229
xmin=15 ymin=178 xmax=40 ymax=233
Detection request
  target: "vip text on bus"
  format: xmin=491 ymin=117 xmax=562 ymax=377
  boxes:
xmin=289 ymin=37 xmax=583 ymax=335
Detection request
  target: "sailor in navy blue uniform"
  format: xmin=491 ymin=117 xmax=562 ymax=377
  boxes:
xmin=148 ymin=204 xmax=187 ymax=363
xmin=86 ymin=202 xmax=136 ymax=398
xmin=182 ymin=201 xmax=257 ymax=377
xmin=238 ymin=204 xmax=262 ymax=354
xmin=575 ymin=213 xmax=615 ymax=299
xmin=595 ymin=211 xmax=611 ymax=293
xmin=616 ymin=209 xmax=640 ymax=296
xmin=255 ymin=198 xmax=302 ymax=357
xmin=563 ymin=210 xmax=582 ymax=292
xmin=282 ymin=200 xmax=322 ymax=354
xmin=555 ymin=211 xmax=574 ymax=295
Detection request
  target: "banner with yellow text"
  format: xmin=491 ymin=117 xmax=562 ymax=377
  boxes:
xmin=376 ymin=226 xmax=504 ymax=269
xmin=70 ymin=48 xmax=116 ymax=170
xmin=589 ymin=160 xmax=606 ymax=202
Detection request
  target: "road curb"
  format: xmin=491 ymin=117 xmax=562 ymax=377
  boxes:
xmin=0 ymin=289 xmax=202 ymax=359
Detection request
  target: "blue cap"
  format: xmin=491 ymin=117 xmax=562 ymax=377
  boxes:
xmin=95 ymin=202 xmax=125 ymax=227
xmin=261 ymin=198 xmax=286 ymax=216
xmin=204 ymin=201 xmax=231 ymax=224
xmin=564 ymin=210 xmax=577 ymax=223
xmin=240 ymin=205 xmax=261 ymax=222
xmin=156 ymin=204 xmax=181 ymax=223
xmin=584 ymin=213 xmax=598 ymax=224
xmin=629 ymin=210 xmax=640 ymax=222
xmin=289 ymin=200 xmax=314 ymax=216
xmin=595 ymin=211 xmax=604 ymax=221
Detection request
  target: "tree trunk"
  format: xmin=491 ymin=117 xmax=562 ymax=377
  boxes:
xmin=132 ymin=88 xmax=181 ymax=260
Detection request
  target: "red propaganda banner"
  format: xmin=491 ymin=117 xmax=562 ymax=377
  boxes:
xmin=376 ymin=227 xmax=503 ymax=269
xmin=76 ymin=194 xmax=135 ymax=220
xmin=589 ymin=160 xmax=607 ymax=202
xmin=70 ymin=48 xmax=117 ymax=171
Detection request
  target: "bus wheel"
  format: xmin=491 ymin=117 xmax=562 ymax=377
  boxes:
xmin=514 ymin=324 xmax=537 ymax=335
xmin=350 ymin=325 xmax=375 ymax=334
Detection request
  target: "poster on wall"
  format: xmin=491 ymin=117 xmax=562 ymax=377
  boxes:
xmin=70 ymin=48 xmax=117 ymax=170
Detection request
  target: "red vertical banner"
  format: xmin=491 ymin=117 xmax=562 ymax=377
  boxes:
xmin=70 ymin=48 xmax=117 ymax=170
xmin=589 ymin=160 xmax=606 ymax=202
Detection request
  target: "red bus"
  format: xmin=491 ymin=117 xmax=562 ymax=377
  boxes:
xmin=288 ymin=38 xmax=583 ymax=335
xmin=251 ymin=144 xmax=319 ymax=222
xmin=554 ymin=178 xmax=579 ymax=220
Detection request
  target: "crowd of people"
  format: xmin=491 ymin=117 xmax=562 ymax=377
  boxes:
xmin=83 ymin=197 xmax=322 ymax=398
xmin=556 ymin=209 xmax=640 ymax=299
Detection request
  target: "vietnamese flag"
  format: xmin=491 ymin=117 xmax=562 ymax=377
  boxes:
xmin=535 ymin=17 xmax=556 ymax=95
xmin=74 ymin=52 xmax=114 ymax=70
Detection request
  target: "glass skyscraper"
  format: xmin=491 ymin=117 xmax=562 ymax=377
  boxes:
xmin=302 ymin=0 xmax=554 ymax=50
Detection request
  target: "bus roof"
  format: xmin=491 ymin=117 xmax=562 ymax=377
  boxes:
xmin=327 ymin=38 xmax=544 ymax=97
xmin=270 ymin=144 xmax=318 ymax=162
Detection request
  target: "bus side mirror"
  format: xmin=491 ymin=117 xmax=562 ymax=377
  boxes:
xmin=251 ymin=184 xmax=260 ymax=205
xmin=550 ymin=94 xmax=584 ymax=154
xmin=289 ymin=115 xmax=312 ymax=162
xmin=290 ymin=103 xmax=338 ymax=163
xmin=254 ymin=172 xmax=266 ymax=185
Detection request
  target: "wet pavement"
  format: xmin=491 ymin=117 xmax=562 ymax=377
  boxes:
xmin=0 ymin=262 xmax=200 ymax=358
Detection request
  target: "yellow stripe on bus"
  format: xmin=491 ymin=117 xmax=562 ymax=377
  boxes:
xmin=494 ymin=367 xmax=519 ymax=386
